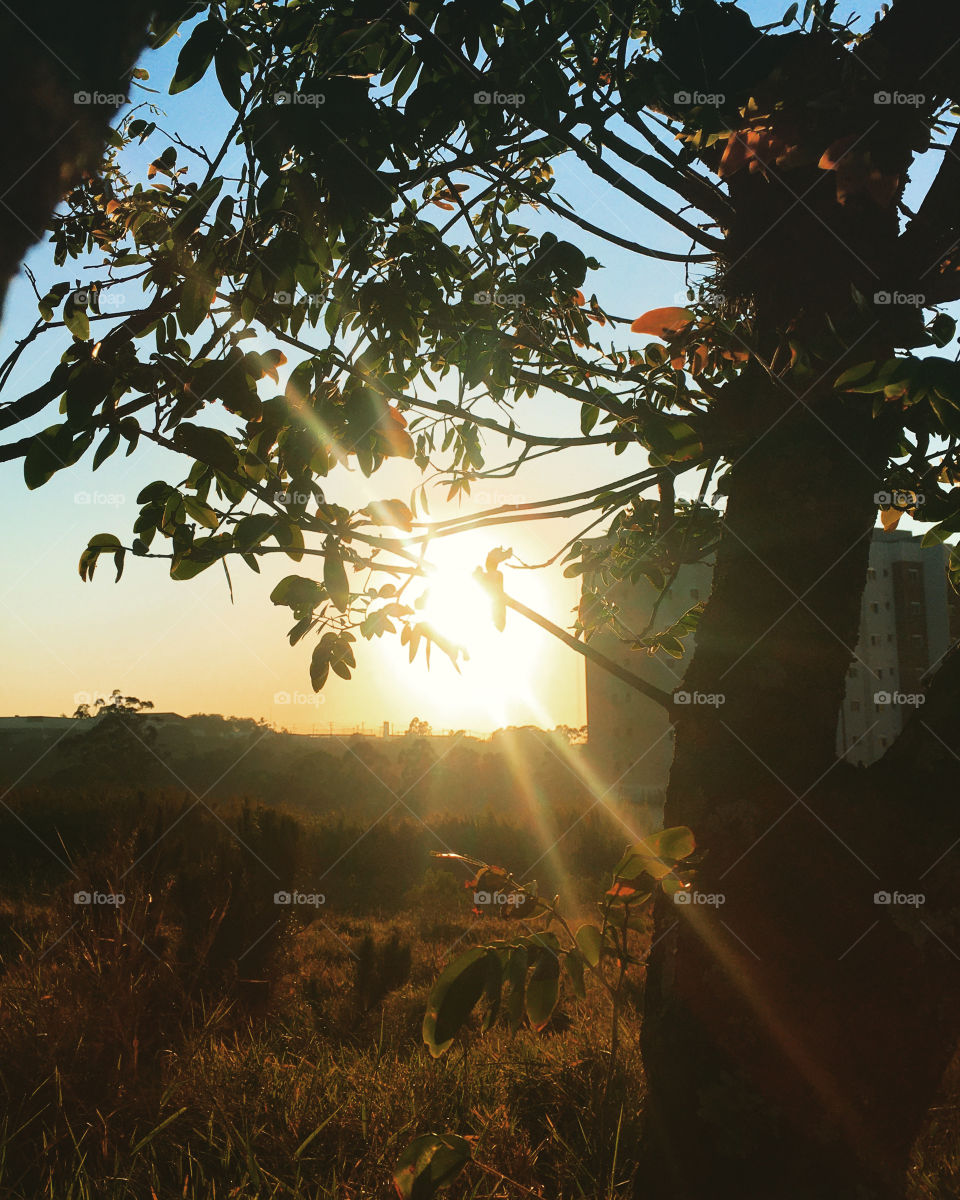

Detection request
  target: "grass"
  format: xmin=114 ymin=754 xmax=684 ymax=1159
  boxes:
xmin=0 ymin=907 xmax=645 ymax=1199
xmin=0 ymin=789 xmax=956 ymax=1198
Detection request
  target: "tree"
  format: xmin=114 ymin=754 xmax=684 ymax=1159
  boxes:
xmin=0 ymin=2 xmax=202 ymax=315
xmin=76 ymin=688 xmax=154 ymax=718
xmin=3 ymin=1 xmax=960 ymax=1194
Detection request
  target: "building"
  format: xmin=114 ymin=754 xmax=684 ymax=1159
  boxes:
xmin=839 ymin=531 xmax=960 ymax=763
xmin=584 ymin=531 xmax=960 ymax=804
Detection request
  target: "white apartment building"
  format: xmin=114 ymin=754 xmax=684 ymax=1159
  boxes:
xmin=585 ymin=531 xmax=959 ymax=804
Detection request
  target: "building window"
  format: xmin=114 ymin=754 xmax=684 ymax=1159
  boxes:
xmin=877 ymin=669 xmax=883 ymax=678
xmin=851 ymin=701 xmax=860 ymax=712
xmin=871 ymin=602 xmax=879 ymax=614
xmin=871 ymin=635 xmax=880 ymax=646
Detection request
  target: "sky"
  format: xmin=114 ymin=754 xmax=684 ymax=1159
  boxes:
xmin=0 ymin=1 xmax=935 ymax=734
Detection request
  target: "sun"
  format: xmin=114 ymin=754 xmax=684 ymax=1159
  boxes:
xmin=398 ymin=534 xmax=552 ymax=729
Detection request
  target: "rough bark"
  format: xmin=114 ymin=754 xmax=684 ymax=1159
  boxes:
xmin=640 ymin=373 xmax=960 ymax=1198
xmin=0 ymin=1 xmax=195 ymax=318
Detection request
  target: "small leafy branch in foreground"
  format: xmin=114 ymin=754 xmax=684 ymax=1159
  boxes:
xmin=393 ymin=826 xmax=697 ymax=1198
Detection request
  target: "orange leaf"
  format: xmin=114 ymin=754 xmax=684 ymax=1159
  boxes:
xmin=631 ymin=306 xmax=694 ymax=337
xmin=819 ymin=135 xmax=856 ymax=172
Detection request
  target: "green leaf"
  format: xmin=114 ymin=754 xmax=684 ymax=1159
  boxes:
xmin=23 ymin=424 xmax=72 ymax=489
xmin=324 ymin=544 xmax=350 ymax=611
xmin=525 ymin=946 xmax=560 ymax=1031
xmin=363 ymin=498 xmax=414 ymax=531
xmin=270 ymin=575 xmax=323 ymax=611
xmin=563 ymin=949 xmax=586 ymax=999
xmin=92 ymin=429 xmax=121 ymax=471
xmin=183 ymin=495 xmax=219 ymax=529
xmin=63 ymin=291 xmax=90 ymax=342
xmin=834 ymin=361 xmax=876 ymax=388
xmin=422 ymin=946 xmax=489 ymax=1057
xmin=393 ymin=1134 xmax=471 ymax=1199
xmin=78 ymin=533 xmax=123 ymax=582
xmin=310 ymin=641 xmax=330 ymax=692
xmin=173 ymin=423 xmax=238 ymax=473
xmin=505 ymin=944 xmax=527 ymax=1032
xmin=170 ymin=176 xmax=224 ymax=241
xmin=930 ymin=313 xmax=957 ymax=349
xmin=480 ymin=949 xmax=502 ymax=1031
xmin=656 ymin=826 xmax=696 ymax=861
xmin=575 ymin=923 xmax=603 ymax=968
xmin=170 ymin=19 xmax=222 ymax=94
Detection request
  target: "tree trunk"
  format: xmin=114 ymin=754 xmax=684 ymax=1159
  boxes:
xmin=640 ymin=366 xmax=960 ymax=1198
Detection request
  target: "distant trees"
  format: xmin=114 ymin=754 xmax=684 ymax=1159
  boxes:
xmin=72 ymin=689 xmax=154 ymax=719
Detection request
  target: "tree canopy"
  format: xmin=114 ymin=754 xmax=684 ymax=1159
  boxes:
xmin=2 ymin=0 xmax=959 ymax=696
